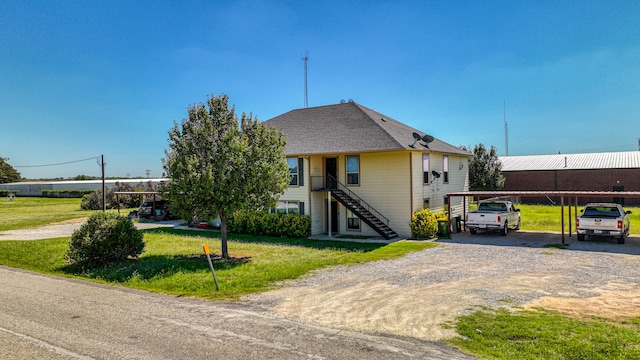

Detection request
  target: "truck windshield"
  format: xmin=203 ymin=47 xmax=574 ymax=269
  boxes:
xmin=478 ymin=203 xmax=507 ymax=211
xmin=582 ymin=207 xmax=621 ymax=217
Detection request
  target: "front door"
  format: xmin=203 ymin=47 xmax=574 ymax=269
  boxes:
xmin=325 ymin=157 xmax=337 ymax=189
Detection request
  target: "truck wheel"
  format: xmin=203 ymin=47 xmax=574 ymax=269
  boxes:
xmin=500 ymin=222 xmax=508 ymax=236
xmin=618 ymin=234 xmax=625 ymax=244
xmin=577 ymin=234 xmax=585 ymax=241
xmin=470 ymin=228 xmax=477 ymax=235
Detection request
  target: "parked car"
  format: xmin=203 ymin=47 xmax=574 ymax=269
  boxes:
xmin=138 ymin=200 xmax=174 ymax=220
xmin=466 ymin=200 xmax=521 ymax=236
xmin=576 ymin=203 xmax=631 ymax=244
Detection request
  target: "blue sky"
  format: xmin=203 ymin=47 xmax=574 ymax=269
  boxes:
xmin=1 ymin=1 xmax=639 ymax=179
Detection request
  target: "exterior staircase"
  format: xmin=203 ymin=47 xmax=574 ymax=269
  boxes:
xmin=311 ymin=176 xmax=398 ymax=240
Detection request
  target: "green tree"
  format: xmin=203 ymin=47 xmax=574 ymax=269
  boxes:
xmin=0 ymin=157 xmax=21 ymax=183
xmin=161 ymin=93 xmax=290 ymax=258
xmin=469 ymin=143 xmax=505 ymax=190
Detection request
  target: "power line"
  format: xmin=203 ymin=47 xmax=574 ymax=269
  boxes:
xmin=14 ymin=156 xmax=100 ymax=168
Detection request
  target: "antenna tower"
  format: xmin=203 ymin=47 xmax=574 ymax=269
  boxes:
xmin=302 ymin=51 xmax=309 ymax=108
xmin=504 ymin=100 xmax=508 ymax=156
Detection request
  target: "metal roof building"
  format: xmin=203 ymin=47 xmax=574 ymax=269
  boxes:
xmin=499 ymin=151 xmax=640 ymax=205
xmin=500 ymin=151 xmax=640 ymax=171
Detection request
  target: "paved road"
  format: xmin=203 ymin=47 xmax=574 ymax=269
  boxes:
xmin=0 ymin=266 xmax=474 ymax=360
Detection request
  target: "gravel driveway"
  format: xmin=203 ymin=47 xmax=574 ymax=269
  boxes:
xmin=245 ymin=231 xmax=640 ymax=340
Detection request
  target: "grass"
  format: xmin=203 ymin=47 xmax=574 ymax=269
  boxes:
xmin=0 ymin=226 xmax=435 ymax=301
xmin=0 ymin=196 xmax=137 ymax=231
xmin=446 ymin=308 xmax=640 ymax=359
xmin=0 ymin=197 xmax=87 ymax=231
xmin=2 ymin=198 xmax=639 ymax=358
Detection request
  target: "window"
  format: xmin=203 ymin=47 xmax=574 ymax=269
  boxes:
xmin=287 ymin=157 xmax=298 ymax=186
xmin=423 ymin=199 xmax=430 ymax=209
xmin=444 ymin=196 xmax=449 ymax=205
xmin=273 ymin=201 xmax=300 ymax=215
xmin=443 ymin=155 xmax=449 ymax=183
xmin=346 ymin=209 xmax=360 ymax=230
xmin=422 ymin=154 xmax=429 ymax=184
xmin=346 ymin=155 xmax=359 ymax=185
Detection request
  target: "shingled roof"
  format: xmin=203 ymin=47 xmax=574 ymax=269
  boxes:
xmin=263 ymin=101 xmax=471 ymax=156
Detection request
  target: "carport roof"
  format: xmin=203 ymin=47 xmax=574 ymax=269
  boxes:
xmin=447 ymin=190 xmax=640 ymax=198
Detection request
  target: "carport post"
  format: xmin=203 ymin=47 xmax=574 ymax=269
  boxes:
xmin=447 ymin=196 xmax=451 ymax=231
xmin=561 ymin=196 xmax=565 ymax=244
xmin=568 ymin=196 xmax=572 ymax=237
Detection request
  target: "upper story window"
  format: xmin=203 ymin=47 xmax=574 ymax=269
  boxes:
xmin=443 ymin=155 xmax=449 ymax=183
xmin=346 ymin=155 xmax=360 ymax=185
xmin=423 ymin=154 xmax=429 ymax=184
xmin=287 ymin=157 xmax=299 ymax=186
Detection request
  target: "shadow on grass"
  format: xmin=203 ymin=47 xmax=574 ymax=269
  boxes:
xmin=142 ymin=227 xmax=386 ymax=252
xmin=60 ymin=254 xmax=249 ymax=282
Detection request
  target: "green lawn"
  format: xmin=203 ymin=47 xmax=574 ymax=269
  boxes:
xmin=446 ymin=308 xmax=640 ymax=359
xmin=0 ymin=227 xmax=434 ymax=301
xmin=0 ymin=196 xmax=137 ymax=231
xmin=0 ymin=197 xmax=87 ymax=231
xmin=2 ymin=197 xmax=639 ymax=359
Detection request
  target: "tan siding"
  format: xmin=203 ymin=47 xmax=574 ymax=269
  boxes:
xmin=345 ymin=151 xmax=412 ymax=237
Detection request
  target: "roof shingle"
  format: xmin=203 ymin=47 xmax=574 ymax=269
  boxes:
xmin=263 ymin=101 xmax=470 ymax=156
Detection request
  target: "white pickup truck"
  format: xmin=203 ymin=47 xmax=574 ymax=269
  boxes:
xmin=466 ymin=200 xmax=521 ymax=236
xmin=576 ymin=203 xmax=631 ymax=244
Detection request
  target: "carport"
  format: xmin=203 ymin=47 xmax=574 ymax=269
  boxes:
xmin=113 ymin=191 xmax=160 ymax=215
xmin=446 ymin=191 xmax=640 ymax=243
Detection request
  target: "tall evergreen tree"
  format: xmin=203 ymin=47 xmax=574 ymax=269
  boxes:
xmin=161 ymin=93 xmax=290 ymax=258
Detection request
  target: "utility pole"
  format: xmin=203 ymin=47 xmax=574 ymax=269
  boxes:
xmin=99 ymin=155 xmax=106 ymax=212
xmin=504 ymin=100 xmax=508 ymax=156
xmin=302 ymin=51 xmax=309 ymax=108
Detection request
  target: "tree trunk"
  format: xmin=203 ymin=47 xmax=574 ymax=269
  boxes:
xmin=220 ymin=212 xmax=229 ymax=259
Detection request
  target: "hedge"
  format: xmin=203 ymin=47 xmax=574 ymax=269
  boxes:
xmin=228 ymin=212 xmax=311 ymax=238
xmin=42 ymin=189 xmax=95 ymax=198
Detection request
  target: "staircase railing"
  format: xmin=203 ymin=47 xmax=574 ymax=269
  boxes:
xmin=311 ymin=175 xmax=390 ymax=226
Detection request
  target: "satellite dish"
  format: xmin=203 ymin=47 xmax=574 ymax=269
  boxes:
xmin=409 ymin=132 xmax=422 ymax=148
xmin=421 ymin=134 xmax=434 ymax=143
xmin=431 ymin=170 xmax=441 ymax=178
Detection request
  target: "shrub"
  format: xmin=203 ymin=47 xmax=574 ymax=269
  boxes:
xmin=80 ymin=191 xmax=104 ymax=210
xmin=0 ymin=190 xmax=19 ymax=197
xmin=65 ymin=212 xmax=145 ymax=267
xmin=228 ymin=211 xmax=311 ymax=237
xmin=42 ymin=189 xmax=94 ymax=198
xmin=410 ymin=208 xmax=443 ymax=239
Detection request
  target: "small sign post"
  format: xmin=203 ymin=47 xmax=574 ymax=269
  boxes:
xmin=202 ymin=243 xmax=219 ymax=291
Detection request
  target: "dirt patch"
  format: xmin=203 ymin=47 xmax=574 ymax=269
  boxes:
xmin=524 ymin=281 xmax=640 ymax=320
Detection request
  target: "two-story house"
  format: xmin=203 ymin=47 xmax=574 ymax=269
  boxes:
xmin=264 ymin=100 xmax=471 ymax=239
